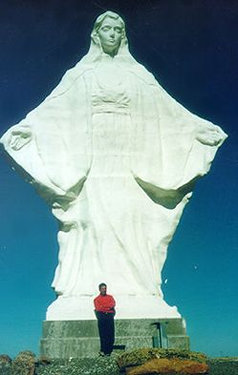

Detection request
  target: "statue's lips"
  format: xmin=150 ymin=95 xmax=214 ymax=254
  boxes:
xmin=106 ymin=39 xmax=117 ymax=44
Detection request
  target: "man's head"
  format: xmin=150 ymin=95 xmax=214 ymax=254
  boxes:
xmin=92 ymin=11 xmax=125 ymax=56
xmin=99 ymin=282 xmax=107 ymax=295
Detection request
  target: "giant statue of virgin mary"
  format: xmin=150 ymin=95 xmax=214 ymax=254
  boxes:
xmin=1 ymin=11 xmax=227 ymax=320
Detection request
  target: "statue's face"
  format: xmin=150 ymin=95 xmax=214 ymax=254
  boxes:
xmin=97 ymin=17 xmax=123 ymax=55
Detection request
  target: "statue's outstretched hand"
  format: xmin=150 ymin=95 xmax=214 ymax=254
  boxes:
xmin=196 ymin=123 xmax=225 ymax=146
xmin=9 ymin=127 xmax=32 ymax=150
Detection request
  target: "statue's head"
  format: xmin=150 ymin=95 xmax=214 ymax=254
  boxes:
xmin=91 ymin=11 xmax=126 ymax=56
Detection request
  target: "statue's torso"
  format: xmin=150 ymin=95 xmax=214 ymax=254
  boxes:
xmin=90 ymin=62 xmax=133 ymax=175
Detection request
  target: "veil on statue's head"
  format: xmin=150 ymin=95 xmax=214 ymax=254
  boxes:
xmin=91 ymin=11 xmax=127 ymax=52
xmin=81 ymin=10 xmax=135 ymax=64
xmin=48 ymin=11 xmax=153 ymax=99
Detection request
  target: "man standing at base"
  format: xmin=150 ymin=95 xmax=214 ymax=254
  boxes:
xmin=94 ymin=283 xmax=116 ymax=356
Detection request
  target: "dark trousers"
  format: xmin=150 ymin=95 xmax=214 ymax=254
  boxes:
xmin=96 ymin=312 xmax=115 ymax=355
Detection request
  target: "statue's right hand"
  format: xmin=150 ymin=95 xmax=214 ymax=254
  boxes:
xmin=195 ymin=123 xmax=226 ymax=146
xmin=9 ymin=128 xmax=32 ymax=150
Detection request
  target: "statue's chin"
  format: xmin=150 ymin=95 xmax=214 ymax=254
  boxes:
xmin=102 ymin=44 xmax=119 ymax=56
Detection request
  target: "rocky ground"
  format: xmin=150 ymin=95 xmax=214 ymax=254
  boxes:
xmin=36 ymin=356 xmax=120 ymax=375
xmin=0 ymin=351 xmax=238 ymax=375
xmin=35 ymin=357 xmax=238 ymax=375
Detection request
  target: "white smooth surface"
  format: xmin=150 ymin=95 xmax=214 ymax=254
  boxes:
xmin=0 ymin=11 xmax=227 ymax=320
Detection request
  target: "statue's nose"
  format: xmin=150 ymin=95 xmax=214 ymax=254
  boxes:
xmin=109 ymin=29 xmax=115 ymax=38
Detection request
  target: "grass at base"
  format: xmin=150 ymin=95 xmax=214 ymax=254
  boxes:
xmin=1 ymin=355 xmax=238 ymax=375
xmin=36 ymin=356 xmax=120 ymax=375
xmin=208 ymin=359 xmax=238 ymax=375
xmin=36 ymin=357 xmax=238 ymax=375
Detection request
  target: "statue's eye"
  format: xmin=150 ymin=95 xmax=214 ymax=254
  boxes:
xmin=101 ymin=26 xmax=110 ymax=31
xmin=114 ymin=27 xmax=122 ymax=34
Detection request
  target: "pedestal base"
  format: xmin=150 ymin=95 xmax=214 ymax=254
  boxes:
xmin=40 ymin=318 xmax=189 ymax=359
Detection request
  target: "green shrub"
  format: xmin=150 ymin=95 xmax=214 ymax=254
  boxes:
xmin=0 ymin=354 xmax=12 ymax=366
xmin=12 ymin=350 xmax=36 ymax=375
xmin=117 ymin=348 xmax=208 ymax=371
xmin=208 ymin=359 xmax=238 ymax=375
xmin=126 ymin=358 xmax=209 ymax=374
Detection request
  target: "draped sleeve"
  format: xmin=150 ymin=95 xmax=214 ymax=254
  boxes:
xmin=0 ymin=69 xmax=93 ymax=202
xmin=128 ymin=68 xmax=227 ymax=207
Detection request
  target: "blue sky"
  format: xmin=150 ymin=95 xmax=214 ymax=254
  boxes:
xmin=0 ymin=0 xmax=237 ymax=358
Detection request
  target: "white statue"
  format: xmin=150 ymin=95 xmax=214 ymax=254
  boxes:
xmin=0 ymin=11 xmax=227 ymax=320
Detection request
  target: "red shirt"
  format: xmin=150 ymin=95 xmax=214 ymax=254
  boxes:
xmin=94 ymin=294 xmax=116 ymax=313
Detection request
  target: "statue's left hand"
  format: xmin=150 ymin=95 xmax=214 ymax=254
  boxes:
xmin=9 ymin=127 xmax=32 ymax=150
xmin=195 ymin=123 xmax=225 ymax=146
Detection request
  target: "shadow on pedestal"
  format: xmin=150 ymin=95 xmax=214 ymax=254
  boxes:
xmin=40 ymin=318 xmax=189 ymax=359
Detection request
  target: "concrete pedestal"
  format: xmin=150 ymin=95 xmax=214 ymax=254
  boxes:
xmin=40 ymin=318 xmax=189 ymax=359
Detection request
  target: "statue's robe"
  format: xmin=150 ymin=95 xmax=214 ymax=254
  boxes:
xmin=0 ymin=55 xmax=227 ymax=318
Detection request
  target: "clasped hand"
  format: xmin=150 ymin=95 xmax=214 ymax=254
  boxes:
xmin=9 ymin=127 xmax=32 ymax=150
xmin=196 ymin=123 xmax=225 ymax=146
